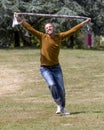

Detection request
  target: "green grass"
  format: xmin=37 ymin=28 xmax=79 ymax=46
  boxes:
xmin=0 ymin=49 xmax=104 ymax=130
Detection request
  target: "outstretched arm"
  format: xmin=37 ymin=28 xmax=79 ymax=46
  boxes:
xmin=60 ymin=18 xmax=91 ymax=39
xmin=13 ymin=12 xmax=43 ymax=39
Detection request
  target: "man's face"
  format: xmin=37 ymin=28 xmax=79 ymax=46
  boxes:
xmin=45 ymin=23 xmax=54 ymax=35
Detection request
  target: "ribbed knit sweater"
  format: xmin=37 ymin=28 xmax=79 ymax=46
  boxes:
xmin=22 ymin=21 xmax=83 ymax=66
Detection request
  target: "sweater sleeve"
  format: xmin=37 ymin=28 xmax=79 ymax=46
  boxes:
xmin=22 ymin=21 xmax=43 ymax=40
xmin=59 ymin=23 xmax=83 ymax=40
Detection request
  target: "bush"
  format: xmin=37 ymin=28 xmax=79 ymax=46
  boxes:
xmin=93 ymin=36 xmax=100 ymax=49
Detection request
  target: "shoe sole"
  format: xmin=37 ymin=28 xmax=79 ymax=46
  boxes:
xmin=56 ymin=111 xmax=61 ymax=114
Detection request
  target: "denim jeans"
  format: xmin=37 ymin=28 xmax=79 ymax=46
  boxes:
xmin=40 ymin=64 xmax=65 ymax=108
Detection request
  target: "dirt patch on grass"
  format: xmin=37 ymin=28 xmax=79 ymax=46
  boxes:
xmin=0 ymin=66 xmax=23 ymax=96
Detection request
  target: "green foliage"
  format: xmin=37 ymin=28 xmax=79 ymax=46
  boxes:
xmin=0 ymin=0 xmax=19 ymax=47
xmin=73 ymin=32 xmax=84 ymax=49
xmin=76 ymin=0 xmax=104 ymax=35
xmin=0 ymin=0 xmax=104 ymax=48
xmin=93 ymin=35 xmax=101 ymax=49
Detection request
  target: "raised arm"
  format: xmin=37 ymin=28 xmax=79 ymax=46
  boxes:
xmin=60 ymin=18 xmax=91 ymax=40
xmin=14 ymin=12 xmax=43 ymax=39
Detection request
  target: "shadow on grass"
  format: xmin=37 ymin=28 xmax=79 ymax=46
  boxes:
xmin=71 ymin=111 xmax=104 ymax=115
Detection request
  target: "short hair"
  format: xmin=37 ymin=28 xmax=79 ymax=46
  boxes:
xmin=44 ymin=22 xmax=54 ymax=28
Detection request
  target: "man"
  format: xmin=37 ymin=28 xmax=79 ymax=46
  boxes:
xmin=14 ymin=12 xmax=91 ymax=115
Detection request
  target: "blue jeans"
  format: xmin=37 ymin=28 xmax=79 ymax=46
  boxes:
xmin=40 ymin=64 xmax=65 ymax=108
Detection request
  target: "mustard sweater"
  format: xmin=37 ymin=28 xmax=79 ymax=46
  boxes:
xmin=22 ymin=21 xmax=83 ymax=66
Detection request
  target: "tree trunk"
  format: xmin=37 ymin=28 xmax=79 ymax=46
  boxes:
xmin=14 ymin=31 xmax=20 ymax=47
xmin=67 ymin=35 xmax=74 ymax=48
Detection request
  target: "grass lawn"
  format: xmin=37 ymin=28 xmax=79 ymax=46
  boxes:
xmin=0 ymin=49 xmax=104 ymax=130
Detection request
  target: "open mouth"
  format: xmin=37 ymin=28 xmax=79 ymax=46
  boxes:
xmin=47 ymin=30 xmax=52 ymax=34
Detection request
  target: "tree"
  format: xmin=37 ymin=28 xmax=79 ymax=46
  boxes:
xmin=0 ymin=0 xmax=104 ymax=48
xmin=75 ymin=0 xmax=104 ymax=35
xmin=0 ymin=0 xmax=19 ymax=47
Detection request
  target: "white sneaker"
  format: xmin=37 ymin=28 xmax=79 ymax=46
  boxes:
xmin=61 ymin=108 xmax=70 ymax=115
xmin=56 ymin=105 xmax=62 ymax=114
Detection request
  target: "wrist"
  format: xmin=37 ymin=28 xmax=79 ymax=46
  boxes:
xmin=81 ymin=19 xmax=90 ymax=26
xmin=17 ymin=17 xmax=22 ymax=22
